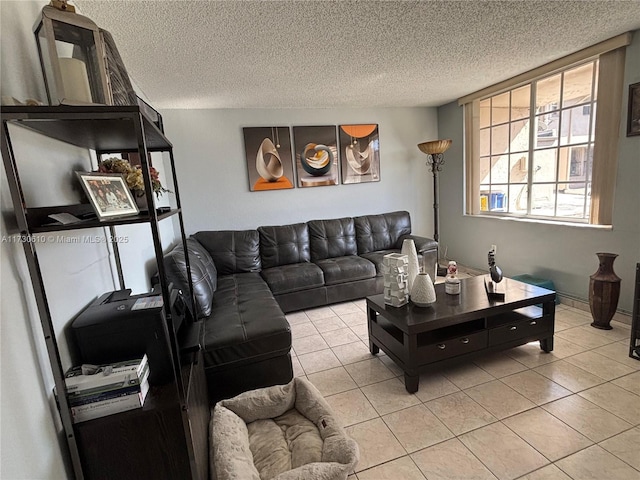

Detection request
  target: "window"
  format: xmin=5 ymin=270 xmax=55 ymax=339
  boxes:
xmin=460 ymin=33 xmax=630 ymax=225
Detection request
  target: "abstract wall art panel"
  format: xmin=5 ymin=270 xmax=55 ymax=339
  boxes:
xmin=243 ymin=127 xmax=295 ymax=191
xmin=338 ymin=124 xmax=380 ymax=184
xmin=292 ymin=125 xmax=340 ymax=188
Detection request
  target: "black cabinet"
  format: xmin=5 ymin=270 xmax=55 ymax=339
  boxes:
xmin=630 ymin=263 xmax=640 ymax=361
xmin=1 ymin=106 xmax=208 ymax=480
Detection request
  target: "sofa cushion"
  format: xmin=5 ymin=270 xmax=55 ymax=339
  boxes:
xmin=193 ymin=230 xmax=261 ymax=275
xmin=314 ymin=256 xmax=376 ymax=286
xmin=163 ymin=238 xmax=217 ymax=318
xmin=354 ymin=211 xmax=412 ymax=254
xmin=261 ymin=263 xmax=325 ymax=295
xmin=308 ymin=217 xmax=357 ymax=261
xmin=359 ymin=250 xmax=400 ymax=276
xmin=203 ymin=273 xmax=291 ymax=368
xmin=258 ymin=223 xmax=311 ymax=269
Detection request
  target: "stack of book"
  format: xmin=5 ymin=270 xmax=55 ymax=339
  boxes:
xmin=64 ymin=355 xmax=150 ymax=423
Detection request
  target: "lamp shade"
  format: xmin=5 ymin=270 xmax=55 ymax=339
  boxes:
xmin=418 ymin=139 xmax=452 ymax=155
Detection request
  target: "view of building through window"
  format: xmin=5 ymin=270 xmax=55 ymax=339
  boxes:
xmin=478 ymin=60 xmax=598 ymax=220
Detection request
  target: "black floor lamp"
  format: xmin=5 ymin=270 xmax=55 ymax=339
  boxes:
xmin=418 ymin=139 xmax=452 ymax=277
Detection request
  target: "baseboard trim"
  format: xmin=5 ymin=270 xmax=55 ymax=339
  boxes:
xmin=557 ymin=293 xmax=631 ymax=326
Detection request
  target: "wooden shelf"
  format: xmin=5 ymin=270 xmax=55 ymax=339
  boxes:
xmin=1 ymin=105 xmax=171 ymax=152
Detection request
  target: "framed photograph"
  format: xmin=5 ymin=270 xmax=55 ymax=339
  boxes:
xmin=243 ymin=127 xmax=295 ymax=191
xmin=76 ymin=172 xmax=139 ymax=219
xmin=338 ymin=124 xmax=380 ymax=184
xmin=628 ymin=82 xmax=640 ymax=137
xmin=292 ymin=126 xmax=339 ymax=188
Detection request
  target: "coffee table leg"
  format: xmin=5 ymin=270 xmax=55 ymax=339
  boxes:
xmin=404 ymin=371 xmax=419 ymax=393
xmin=540 ymin=336 xmax=554 ymax=352
xmin=369 ymin=339 xmax=379 ymax=355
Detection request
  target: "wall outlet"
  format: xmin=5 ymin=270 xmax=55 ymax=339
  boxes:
xmin=490 ymin=244 xmax=497 ymax=254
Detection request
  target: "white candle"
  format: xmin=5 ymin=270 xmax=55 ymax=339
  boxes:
xmin=59 ymin=57 xmax=92 ymax=104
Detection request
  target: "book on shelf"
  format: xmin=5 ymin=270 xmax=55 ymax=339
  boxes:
xmin=64 ymin=355 xmax=148 ymax=397
xmin=71 ymin=379 xmax=150 ymax=423
xmin=68 ymin=366 xmax=150 ymax=407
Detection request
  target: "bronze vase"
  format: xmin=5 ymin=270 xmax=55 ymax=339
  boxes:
xmin=589 ymin=253 xmax=621 ymax=330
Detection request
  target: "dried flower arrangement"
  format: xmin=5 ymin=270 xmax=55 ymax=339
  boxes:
xmin=97 ymin=157 xmax=169 ymax=198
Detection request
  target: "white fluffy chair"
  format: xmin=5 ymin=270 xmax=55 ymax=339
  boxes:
xmin=210 ymin=377 xmax=359 ymax=480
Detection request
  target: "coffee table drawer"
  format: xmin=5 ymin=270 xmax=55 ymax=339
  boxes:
xmin=420 ymin=330 xmax=488 ymax=363
xmin=489 ymin=317 xmax=550 ymax=346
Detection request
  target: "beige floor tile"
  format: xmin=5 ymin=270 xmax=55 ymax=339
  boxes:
xmin=345 ymin=418 xmax=406 ymax=472
xmin=464 ymin=380 xmax=535 ymax=419
xmin=500 ymin=370 xmax=572 ymax=406
xmin=504 ymin=344 xmax=563 ymax=368
xmin=425 ymin=391 xmax=497 ymax=435
xmin=361 ymin=377 xmax=421 ymax=415
xmin=285 ymin=311 xmax=309 ymax=325
xmin=592 ymin=343 xmax=640 ymax=369
xmin=459 ymin=422 xmax=549 ymax=480
xmin=322 ymin=327 xmax=361 ymax=347
xmin=311 ymin=315 xmax=348 ymax=333
xmin=292 ymin=334 xmax=329 ymax=355
xmin=378 ymin=355 xmax=404 ymax=376
xmin=502 ymin=407 xmax=592 ymax=461
xmin=612 ymin=371 xmax=640 ymax=396
xmin=541 ymin=394 xmax=632 ymax=442
xmin=353 ymin=298 xmax=367 ymax=311
xmin=472 ymin=352 xmax=528 ymax=378
xmin=291 ymin=356 xmax=305 ymax=377
xmin=563 ymin=351 xmax=635 ymax=381
xmin=550 ymin=336 xmax=592 ymax=357
xmin=290 ymin=321 xmax=319 ymax=339
xmin=554 ymin=308 xmax=592 ymax=327
xmin=579 ymin=323 xmax=632 ymax=342
xmin=534 ymin=360 xmax=606 ymax=392
xmin=518 ymin=464 xmax=572 ymax=480
xmin=555 ymin=444 xmax=640 ymax=480
xmin=357 ymin=456 xmax=426 ymax=480
xmin=297 ymin=348 xmax=341 ymax=374
xmin=554 ymin=320 xmax=574 ymax=332
xmin=330 ymin=301 xmax=362 ymax=316
xmin=414 ymin=372 xmax=460 ymax=402
xmin=344 ymin=358 xmax=395 ymax=387
xmin=332 ymin=341 xmax=372 ymax=365
xmin=382 ymin=404 xmax=454 ymax=452
xmin=599 ymin=426 xmax=640 ymax=470
xmin=578 ymin=383 xmax=640 ymax=425
xmin=350 ymin=324 xmax=369 ymax=339
xmin=305 ymin=306 xmax=338 ymax=321
xmin=441 ymin=362 xmax=495 ymax=389
xmin=307 ymin=366 xmax=357 ymax=396
xmin=556 ymin=326 xmax=614 ymax=349
xmin=340 ymin=310 xmax=368 ymax=327
xmin=324 ymin=389 xmax=378 ymax=427
xmin=347 ymin=475 xmax=358 ymax=480
xmin=411 ymin=438 xmax=498 ymax=480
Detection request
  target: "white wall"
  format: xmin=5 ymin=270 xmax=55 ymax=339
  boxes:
xmin=437 ymin=31 xmax=640 ymax=314
xmin=161 ymin=108 xmax=437 ymax=237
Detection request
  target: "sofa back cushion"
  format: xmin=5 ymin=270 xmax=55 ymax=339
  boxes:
xmin=258 ymin=223 xmax=310 ymax=269
xmin=163 ymin=238 xmax=217 ymax=319
xmin=193 ymin=230 xmax=261 ymax=275
xmin=354 ymin=211 xmax=412 ymax=254
xmin=308 ymin=217 xmax=357 ymax=261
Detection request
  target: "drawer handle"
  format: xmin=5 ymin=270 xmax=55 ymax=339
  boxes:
xmin=437 ymin=343 xmax=446 ymax=350
xmin=510 ymin=326 xmax=517 ymax=331
xmin=461 ymin=337 xmax=470 ymax=344
xmin=530 ymin=320 xmax=537 ymax=326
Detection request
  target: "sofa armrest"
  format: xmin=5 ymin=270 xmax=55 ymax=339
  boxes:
xmin=398 ymin=234 xmax=438 ymax=254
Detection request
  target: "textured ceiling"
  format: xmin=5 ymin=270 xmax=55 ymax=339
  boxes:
xmin=73 ymin=0 xmax=640 ymax=109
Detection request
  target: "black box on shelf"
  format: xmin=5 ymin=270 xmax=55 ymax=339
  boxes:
xmin=71 ymin=288 xmax=191 ymax=385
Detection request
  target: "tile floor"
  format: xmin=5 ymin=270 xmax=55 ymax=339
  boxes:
xmin=286 ymin=300 xmax=640 ymax=480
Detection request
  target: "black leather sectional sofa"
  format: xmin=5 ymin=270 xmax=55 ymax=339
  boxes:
xmin=163 ymin=211 xmax=437 ymax=403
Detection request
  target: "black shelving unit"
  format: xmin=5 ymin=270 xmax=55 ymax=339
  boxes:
xmin=1 ymin=105 xmax=209 ymax=480
xmin=630 ymin=263 xmax=640 ymax=361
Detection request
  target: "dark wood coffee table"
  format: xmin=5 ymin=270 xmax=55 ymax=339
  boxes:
xmin=367 ymin=276 xmax=556 ymax=393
